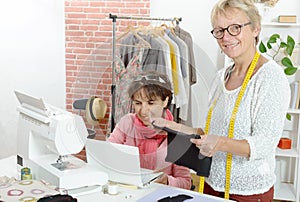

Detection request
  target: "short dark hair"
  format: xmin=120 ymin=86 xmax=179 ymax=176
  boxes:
xmin=128 ymin=71 xmax=173 ymax=107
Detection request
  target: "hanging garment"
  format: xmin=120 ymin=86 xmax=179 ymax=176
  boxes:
xmin=165 ymin=29 xmax=190 ymax=121
xmin=174 ymin=26 xmax=197 ymax=124
xmin=155 ymin=36 xmax=174 ymax=104
xmin=163 ymin=33 xmax=188 ymax=109
xmin=174 ymin=26 xmax=197 ymax=84
xmin=165 ymin=29 xmax=188 ymax=79
xmin=119 ymin=32 xmax=166 ymax=72
xmin=118 ymin=32 xmax=140 ymax=67
xmin=139 ymin=34 xmax=166 ymax=73
xmin=114 ymin=49 xmax=144 ymax=124
xmin=116 ymin=26 xmax=192 ymax=122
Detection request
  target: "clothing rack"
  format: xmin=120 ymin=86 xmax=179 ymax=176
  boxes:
xmin=108 ymin=13 xmax=182 ymax=132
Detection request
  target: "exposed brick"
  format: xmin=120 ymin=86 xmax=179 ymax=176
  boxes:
xmin=90 ymin=2 xmax=106 ymax=7
xmin=80 ymin=25 xmax=99 ymax=31
xmin=66 ymin=60 xmax=75 ymax=65
xmin=74 ymin=49 xmax=91 ymax=54
xmin=83 ymin=7 xmax=101 ymax=13
xmin=66 ymin=54 xmax=76 ymax=59
xmin=67 ymin=42 xmax=85 ymax=48
xmin=65 ymin=0 xmax=150 ymax=135
xmin=67 ymin=25 xmax=80 ymax=30
xmin=65 ymin=19 xmax=81 ymax=24
xmin=70 ymin=2 xmax=89 ymax=7
xmin=82 ymin=19 xmax=100 ymax=25
xmin=65 ymin=31 xmax=85 ymax=36
xmin=106 ymin=2 xmax=125 ymax=8
xmin=86 ymin=14 xmax=104 ymax=19
xmin=65 ymin=7 xmax=83 ymax=12
xmin=67 ymin=13 xmax=87 ymax=19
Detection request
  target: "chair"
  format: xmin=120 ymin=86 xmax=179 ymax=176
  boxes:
xmin=73 ymin=98 xmax=96 ymax=139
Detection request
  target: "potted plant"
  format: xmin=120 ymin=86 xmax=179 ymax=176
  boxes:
xmin=259 ymin=34 xmax=300 ymax=120
xmin=258 ymin=0 xmax=279 ymax=7
xmin=259 ymin=34 xmax=298 ymax=75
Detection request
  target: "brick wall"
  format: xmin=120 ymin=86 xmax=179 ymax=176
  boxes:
xmin=64 ymin=0 xmax=150 ymax=144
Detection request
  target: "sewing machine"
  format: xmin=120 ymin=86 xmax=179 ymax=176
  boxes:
xmin=14 ymin=91 xmax=108 ymax=192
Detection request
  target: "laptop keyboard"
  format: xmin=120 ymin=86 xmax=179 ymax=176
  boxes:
xmin=140 ymin=169 xmax=162 ymax=184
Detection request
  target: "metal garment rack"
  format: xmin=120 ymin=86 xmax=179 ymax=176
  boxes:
xmin=108 ymin=13 xmax=182 ymax=132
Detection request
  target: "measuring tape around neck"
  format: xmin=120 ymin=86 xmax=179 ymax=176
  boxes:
xmin=198 ymin=52 xmax=260 ymax=199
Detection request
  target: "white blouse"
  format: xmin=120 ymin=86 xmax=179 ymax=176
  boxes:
xmin=206 ymin=60 xmax=291 ymax=195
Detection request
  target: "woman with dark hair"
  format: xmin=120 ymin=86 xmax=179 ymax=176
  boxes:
xmin=107 ymin=71 xmax=192 ymax=189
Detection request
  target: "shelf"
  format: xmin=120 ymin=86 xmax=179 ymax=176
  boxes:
xmin=276 ymin=147 xmax=299 ymax=157
xmin=262 ymin=22 xmax=300 ymax=27
xmin=274 ymin=182 xmax=296 ymax=201
xmin=287 ymin=108 xmax=300 ymax=114
xmin=260 ymin=16 xmax=300 ymax=202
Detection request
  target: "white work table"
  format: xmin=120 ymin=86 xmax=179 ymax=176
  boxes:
xmin=0 ymin=156 xmax=233 ymax=202
xmin=77 ymin=183 xmax=234 ymax=202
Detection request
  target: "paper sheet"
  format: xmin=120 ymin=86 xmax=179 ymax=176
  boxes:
xmin=136 ymin=186 xmax=229 ymax=202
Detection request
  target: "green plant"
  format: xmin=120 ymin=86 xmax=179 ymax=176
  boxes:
xmin=259 ymin=34 xmax=298 ymax=75
xmin=259 ymin=34 xmax=300 ymax=121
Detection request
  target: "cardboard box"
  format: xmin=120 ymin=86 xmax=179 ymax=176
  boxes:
xmin=278 ymin=15 xmax=297 ymax=23
xmin=278 ymin=138 xmax=292 ymax=149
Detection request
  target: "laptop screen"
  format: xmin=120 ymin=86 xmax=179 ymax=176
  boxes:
xmin=85 ymin=139 xmax=161 ymax=187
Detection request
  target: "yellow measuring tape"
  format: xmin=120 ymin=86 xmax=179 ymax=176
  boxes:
xmin=198 ymin=52 xmax=260 ymax=199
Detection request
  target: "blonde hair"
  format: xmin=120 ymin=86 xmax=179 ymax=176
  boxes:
xmin=211 ymin=0 xmax=261 ymax=44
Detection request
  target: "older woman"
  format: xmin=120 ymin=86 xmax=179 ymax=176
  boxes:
xmin=152 ymin=0 xmax=290 ymax=200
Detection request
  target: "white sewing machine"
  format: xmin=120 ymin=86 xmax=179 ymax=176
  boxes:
xmin=14 ymin=90 xmax=108 ymax=192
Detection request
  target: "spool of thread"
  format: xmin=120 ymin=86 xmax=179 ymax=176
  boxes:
xmin=18 ymin=197 xmax=36 ymax=202
xmin=21 ymin=174 xmax=32 ymax=180
xmin=107 ymin=183 xmax=119 ymax=195
xmin=21 ymin=167 xmax=30 ymax=175
xmin=21 ymin=167 xmax=32 ymax=180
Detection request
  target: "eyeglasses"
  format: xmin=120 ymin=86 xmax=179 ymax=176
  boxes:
xmin=210 ymin=22 xmax=252 ymax=39
xmin=134 ymin=75 xmax=166 ymax=84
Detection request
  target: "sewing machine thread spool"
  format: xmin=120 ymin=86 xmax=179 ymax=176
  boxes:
xmin=21 ymin=174 xmax=32 ymax=180
xmin=21 ymin=167 xmax=30 ymax=175
xmin=107 ymin=182 xmax=119 ymax=195
xmin=21 ymin=167 xmax=32 ymax=180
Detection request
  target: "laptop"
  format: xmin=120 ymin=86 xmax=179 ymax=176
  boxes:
xmin=85 ymin=139 xmax=163 ymax=188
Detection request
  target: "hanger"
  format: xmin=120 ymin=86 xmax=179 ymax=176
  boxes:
xmin=136 ymin=25 xmax=164 ymax=38
xmin=116 ymin=26 xmax=151 ymax=49
xmin=149 ymin=26 xmax=164 ymax=37
xmin=160 ymin=23 xmax=169 ymax=30
xmin=160 ymin=22 xmax=176 ymax=36
xmin=116 ymin=25 xmax=134 ymax=41
xmin=134 ymin=25 xmax=148 ymax=35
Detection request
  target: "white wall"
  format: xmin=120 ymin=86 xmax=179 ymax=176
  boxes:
xmin=150 ymin=0 xmax=300 ymax=127
xmin=0 ymin=0 xmax=65 ymax=158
